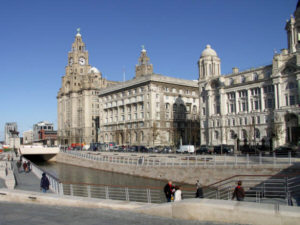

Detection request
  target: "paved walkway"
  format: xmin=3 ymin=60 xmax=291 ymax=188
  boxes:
xmin=0 ymin=202 xmax=235 ymax=225
xmin=12 ymin=161 xmax=42 ymax=192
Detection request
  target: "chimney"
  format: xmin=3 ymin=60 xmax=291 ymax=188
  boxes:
xmin=232 ymin=67 xmax=239 ymax=74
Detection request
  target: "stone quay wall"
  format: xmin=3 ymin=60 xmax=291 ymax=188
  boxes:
xmin=55 ymin=152 xmax=300 ymax=185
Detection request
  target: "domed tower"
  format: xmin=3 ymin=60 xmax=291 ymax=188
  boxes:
xmin=198 ymin=45 xmax=221 ymax=81
xmin=286 ymin=0 xmax=300 ymax=53
xmin=135 ymin=46 xmax=153 ymax=78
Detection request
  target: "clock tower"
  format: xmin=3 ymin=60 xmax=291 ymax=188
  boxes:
xmin=57 ymin=29 xmax=119 ymax=146
xmin=65 ymin=28 xmax=91 ymax=82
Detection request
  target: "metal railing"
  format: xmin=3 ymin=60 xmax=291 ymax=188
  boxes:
xmin=60 ymin=182 xmax=195 ymax=203
xmin=21 ymin=157 xmax=63 ymax=195
xmin=203 ymin=174 xmax=300 ymax=206
xmin=63 ymin=150 xmax=298 ymax=168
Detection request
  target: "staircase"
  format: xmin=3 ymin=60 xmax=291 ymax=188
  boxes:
xmin=203 ymin=174 xmax=300 ymax=206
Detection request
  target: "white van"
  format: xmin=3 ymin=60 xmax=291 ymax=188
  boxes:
xmin=176 ymin=145 xmax=195 ymax=154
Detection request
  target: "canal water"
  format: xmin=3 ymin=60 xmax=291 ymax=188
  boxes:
xmin=36 ymin=161 xmax=193 ymax=189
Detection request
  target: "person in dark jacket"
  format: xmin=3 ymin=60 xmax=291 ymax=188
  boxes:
xmin=232 ymin=180 xmax=245 ymax=201
xmin=40 ymin=173 xmax=50 ymax=193
xmin=195 ymin=180 xmax=204 ymax=198
xmin=164 ymin=181 xmax=174 ymax=202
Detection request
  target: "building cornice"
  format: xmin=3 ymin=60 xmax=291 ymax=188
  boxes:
xmin=98 ymin=73 xmax=198 ymax=96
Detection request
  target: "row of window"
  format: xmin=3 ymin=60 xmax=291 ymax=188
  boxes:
xmin=210 ymin=128 xmax=261 ymax=140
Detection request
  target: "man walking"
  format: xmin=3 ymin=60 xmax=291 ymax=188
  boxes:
xmin=40 ymin=173 xmax=50 ymax=193
xmin=232 ymin=180 xmax=245 ymax=201
xmin=164 ymin=181 xmax=174 ymax=202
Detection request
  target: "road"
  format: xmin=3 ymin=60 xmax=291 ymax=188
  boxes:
xmin=0 ymin=202 xmax=240 ymax=225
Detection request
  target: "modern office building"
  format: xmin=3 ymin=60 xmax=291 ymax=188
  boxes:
xmin=33 ymin=121 xmax=54 ymax=142
xmin=4 ymin=122 xmax=17 ymax=145
xmin=23 ymin=130 xmax=33 ymax=144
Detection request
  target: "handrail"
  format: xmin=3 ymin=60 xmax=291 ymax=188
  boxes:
xmin=60 ymin=181 xmax=196 ymax=191
xmin=206 ymin=173 xmax=300 ymax=188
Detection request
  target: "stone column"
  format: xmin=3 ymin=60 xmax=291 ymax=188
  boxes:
xmin=235 ymin=91 xmax=239 ymax=114
xmin=260 ymin=87 xmax=264 ymax=112
xmin=274 ymin=84 xmax=278 ymax=109
xmin=247 ymin=89 xmax=251 ymax=112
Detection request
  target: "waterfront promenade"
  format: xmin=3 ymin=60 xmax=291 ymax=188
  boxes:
xmin=0 ymin=152 xmax=299 ymax=225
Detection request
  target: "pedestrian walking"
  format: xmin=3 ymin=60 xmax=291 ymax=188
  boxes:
xmin=195 ymin=180 xmax=204 ymax=198
xmin=232 ymin=180 xmax=245 ymax=201
xmin=7 ymin=155 xmax=10 ymax=161
xmin=22 ymin=162 xmax=28 ymax=173
xmin=27 ymin=161 xmax=31 ymax=172
xmin=16 ymin=160 xmax=21 ymax=173
xmin=40 ymin=173 xmax=50 ymax=193
xmin=174 ymin=186 xmax=182 ymax=202
xmin=164 ymin=181 xmax=175 ymax=202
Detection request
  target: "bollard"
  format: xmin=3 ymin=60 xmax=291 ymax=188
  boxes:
xmin=105 ymin=186 xmax=109 ymax=199
xmin=259 ymin=152 xmax=262 ymax=165
xmin=125 ymin=187 xmax=129 ymax=201
xmin=146 ymin=189 xmax=151 ymax=203
xmin=246 ymin=154 xmax=249 ymax=167
xmin=87 ymin=185 xmax=91 ymax=198
xmin=59 ymin=183 xmax=64 ymax=196
xmin=70 ymin=184 xmax=74 ymax=196
xmin=288 ymin=152 xmax=292 ymax=165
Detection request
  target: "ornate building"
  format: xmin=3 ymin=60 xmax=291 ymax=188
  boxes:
xmin=98 ymin=48 xmax=199 ymax=147
xmin=198 ymin=3 xmax=300 ymax=149
xmin=57 ymin=29 xmax=118 ymax=145
xmin=58 ymin=2 xmax=300 ymax=148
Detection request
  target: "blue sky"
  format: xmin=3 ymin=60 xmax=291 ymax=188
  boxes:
xmin=0 ymin=0 xmax=297 ymax=140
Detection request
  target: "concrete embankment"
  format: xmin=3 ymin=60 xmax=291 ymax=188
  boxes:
xmin=0 ymin=189 xmax=299 ymax=225
xmin=56 ymin=152 xmax=300 ymax=185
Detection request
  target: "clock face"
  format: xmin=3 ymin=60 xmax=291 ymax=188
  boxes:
xmin=69 ymin=58 xmax=73 ymax=66
xmin=79 ymin=57 xmax=86 ymax=65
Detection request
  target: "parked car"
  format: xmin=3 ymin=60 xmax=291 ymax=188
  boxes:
xmin=273 ymin=146 xmax=296 ymax=157
xmin=176 ymin=145 xmax=195 ymax=154
xmin=160 ymin=146 xmax=172 ymax=154
xmin=213 ymin=145 xmax=234 ymax=154
xmin=148 ymin=147 xmax=160 ymax=153
xmin=196 ymin=146 xmax=209 ymax=155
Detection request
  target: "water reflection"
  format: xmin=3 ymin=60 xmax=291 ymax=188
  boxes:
xmin=36 ymin=162 xmax=192 ymax=189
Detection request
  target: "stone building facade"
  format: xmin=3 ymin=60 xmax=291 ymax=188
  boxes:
xmin=57 ymin=3 xmax=300 ymax=148
xmin=198 ymin=4 xmax=300 ymax=149
xmin=57 ymin=30 xmax=118 ymax=145
xmin=98 ymin=49 xmax=199 ymax=147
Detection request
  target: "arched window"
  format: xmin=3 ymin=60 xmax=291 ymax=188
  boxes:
xmin=105 ymin=134 xmax=108 ymax=142
xmin=135 ymin=132 xmax=138 ymax=142
xmin=255 ymin=129 xmax=260 ymax=139
xmin=230 ymin=130 xmax=235 ymax=139
xmin=229 ymin=78 xmax=234 ymax=85
xmin=214 ymin=131 xmax=219 ymax=140
xmin=140 ymin=131 xmax=144 ymax=142
xmin=193 ymin=105 xmax=197 ymax=113
xmin=165 ymin=103 xmax=170 ymax=110
xmin=173 ymin=104 xmax=177 ymax=111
